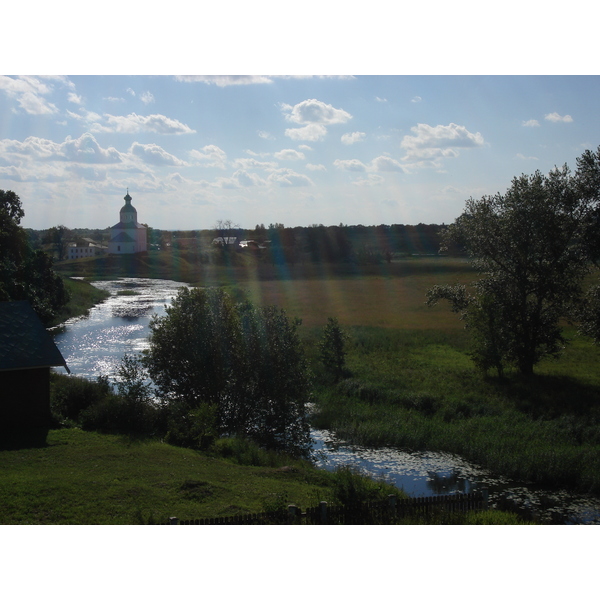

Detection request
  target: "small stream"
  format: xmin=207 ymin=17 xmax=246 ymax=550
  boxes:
xmin=52 ymin=277 xmax=600 ymax=524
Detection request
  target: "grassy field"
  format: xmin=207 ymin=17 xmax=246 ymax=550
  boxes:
xmin=0 ymin=429 xmax=345 ymax=524
xmin=1 ymin=428 xmax=533 ymax=525
xmin=50 ymin=253 xmax=600 ymax=500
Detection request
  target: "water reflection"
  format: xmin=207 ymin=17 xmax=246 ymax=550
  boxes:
xmin=51 ymin=278 xmax=189 ymax=381
xmin=312 ymin=428 xmax=600 ymax=524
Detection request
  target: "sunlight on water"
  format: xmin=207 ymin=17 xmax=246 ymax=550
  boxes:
xmin=52 ymin=278 xmax=189 ymax=381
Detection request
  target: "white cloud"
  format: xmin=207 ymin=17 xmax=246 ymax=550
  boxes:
xmin=285 ymin=124 xmax=327 ymax=141
xmin=282 ymin=98 xmax=352 ymax=125
xmin=334 ymin=155 xmax=406 ymax=174
xmin=523 ymin=119 xmax=540 ymax=127
xmin=93 ymin=113 xmax=196 ymax=135
xmin=400 ymin=123 xmax=484 ymax=166
xmin=298 ymin=144 xmax=312 ymax=151
xmin=274 ymin=148 xmax=305 ymax=161
xmin=258 ymin=130 xmax=275 ymax=140
xmin=0 ymin=132 xmax=122 ymax=164
xmin=370 ymin=155 xmax=406 ymax=172
xmin=189 ymin=145 xmax=228 ymax=169
xmin=67 ymin=165 xmax=107 ymax=181
xmin=127 ymin=88 xmax=136 ymax=96
xmin=175 ymin=75 xmax=354 ymax=87
xmin=516 ymin=153 xmax=538 ymax=160
xmin=352 ymin=174 xmax=384 ymax=186
xmin=176 ymin=75 xmax=274 ymax=86
xmin=67 ymin=108 xmax=102 ymax=124
xmin=129 ymin=142 xmax=187 ymax=166
xmin=140 ymin=91 xmax=155 ymax=105
xmin=17 ymin=92 xmax=59 ymax=115
xmin=341 ymin=131 xmax=366 ymax=145
xmin=232 ymin=157 xmax=277 ymax=169
xmin=334 ymin=158 xmax=368 ymax=172
xmin=545 ymin=112 xmax=573 ymax=123
xmin=411 ymin=96 xmax=422 ymax=103
xmin=216 ymin=169 xmax=267 ymax=188
xmin=68 ymin=93 xmax=83 ymax=104
xmin=267 ymin=168 xmax=313 ymax=187
xmin=62 ymin=134 xmax=123 ymax=164
xmin=375 ymin=96 xmax=387 ymax=103
xmin=0 ymin=76 xmax=60 ymax=115
xmin=306 ymin=163 xmax=327 ymax=171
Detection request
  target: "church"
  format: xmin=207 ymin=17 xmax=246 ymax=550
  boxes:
xmin=108 ymin=191 xmax=148 ymax=254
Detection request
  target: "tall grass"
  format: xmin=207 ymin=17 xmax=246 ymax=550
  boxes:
xmin=311 ymin=324 xmax=600 ymax=494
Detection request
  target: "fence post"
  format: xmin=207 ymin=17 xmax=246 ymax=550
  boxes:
xmin=169 ymin=516 xmax=179 ymax=525
xmin=481 ymin=489 xmax=489 ymax=509
xmin=320 ymin=501 xmax=328 ymax=525
xmin=288 ymin=504 xmax=300 ymax=524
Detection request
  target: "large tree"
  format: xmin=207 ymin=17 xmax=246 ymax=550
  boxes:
xmin=145 ymin=287 xmax=312 ymax=456
xmin=0 ymin=190 xmax=69 ymax=324
xmin=427 ymin=150 xmax=600 ymax=376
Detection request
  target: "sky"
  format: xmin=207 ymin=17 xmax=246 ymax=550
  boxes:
xmin=3 ymin=74 xmax=599 ymax=232
xmin=2 ymin=2 xmax=598 ymax=234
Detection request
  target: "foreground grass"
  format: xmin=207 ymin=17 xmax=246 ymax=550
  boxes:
xmin=0 ymin=428 xmax=531 ymax=525
xmin=0 ymin=429 xmax=338 ymax=525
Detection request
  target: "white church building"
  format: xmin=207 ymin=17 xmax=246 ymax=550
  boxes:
xmin=108 ymin=191 xmax=148 ymax=254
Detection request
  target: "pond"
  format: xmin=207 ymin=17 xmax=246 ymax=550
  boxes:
xmin=52 ymin=277 xmax=600 ymax=524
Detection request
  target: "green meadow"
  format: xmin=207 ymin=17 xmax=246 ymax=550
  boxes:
xmin=51 ymin=252 xmax=600 ymax=506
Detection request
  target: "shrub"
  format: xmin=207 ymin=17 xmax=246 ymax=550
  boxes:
xmin=50 ymin=373 xmax=113 ymax=421
xmin=319 ymin=317 xmax=350 ymax=382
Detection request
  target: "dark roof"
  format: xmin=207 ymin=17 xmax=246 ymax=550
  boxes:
xmin=110 ymin=232 xmax=136 ymax=243
xmin=111 ymin=222 xmax=145 ymax=230
xmin=0 ymin=302 xmax=69 ymax=373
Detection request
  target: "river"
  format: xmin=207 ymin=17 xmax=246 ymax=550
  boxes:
xmin=52 ymin=277 xmax=600 ymax=524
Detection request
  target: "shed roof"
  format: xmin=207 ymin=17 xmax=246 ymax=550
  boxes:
xmin=0 ymin=302 xmax=70 ymax=373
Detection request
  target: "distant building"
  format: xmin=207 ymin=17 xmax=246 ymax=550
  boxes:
xmin=0 ymin=301 xmax=70 ymax=428
xmin=108 ymin=191 xmax=148 ymax=254
xmin=67 ymin=238 xmax=106 ymax=260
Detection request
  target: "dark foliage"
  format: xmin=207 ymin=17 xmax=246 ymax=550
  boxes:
xmin=145 ymin=287 xmax=312 ymax=457
xmin=427 ymin=149 xmax=600 ymax=376
xmin=0 ymin=190 xmax=70 ymax=324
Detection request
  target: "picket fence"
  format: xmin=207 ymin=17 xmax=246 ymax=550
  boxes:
xmin=168 ymin=490 xmax=488 ymax=525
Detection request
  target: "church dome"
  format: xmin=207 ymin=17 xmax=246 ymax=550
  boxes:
xmin=120 ymin=191 xmax=137 ymax=214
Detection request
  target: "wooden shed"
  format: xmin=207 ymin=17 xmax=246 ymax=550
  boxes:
xmin=0 ymin=301 xmax=70 ymax=429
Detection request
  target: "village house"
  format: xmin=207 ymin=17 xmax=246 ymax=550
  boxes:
xmin=0 ymin=301 xmax=70 ymax=429
xmin=67 ymin=238 xmax=106 ymax=260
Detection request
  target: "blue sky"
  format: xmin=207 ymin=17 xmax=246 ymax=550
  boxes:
xmin=1 ymin=74 xmax=599 ymax=231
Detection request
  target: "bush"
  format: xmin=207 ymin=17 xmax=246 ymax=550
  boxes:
xmin=50 ymin=374 xmax=113 ymax=421
xmin=319 ymin=317 xmax=350 ymax=382
xmin=164 ymin=403 xmax=218 ymax=450
xmin=79 ymin=394 xmax=160 ymax=435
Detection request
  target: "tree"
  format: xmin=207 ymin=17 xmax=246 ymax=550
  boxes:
xmin=427 ymin=153 xmax=600 ymax=377
xmin=44 ymin=225 xmax=71 ymax=261
xmin=319 ymin=317 xmax=349 ymax=382
xmin=145 ymin=287 xmax=312 ymax=456
xmin=0 ymin=190 xmax=69 ymax=324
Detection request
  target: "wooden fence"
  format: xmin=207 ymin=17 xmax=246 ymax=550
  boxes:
xmin=169 ymin=490 xmax=488 ymax=525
